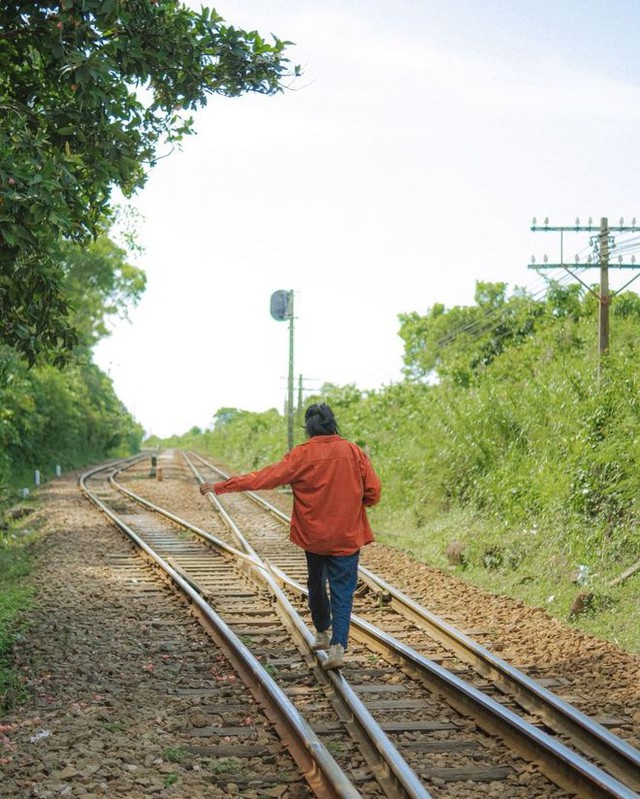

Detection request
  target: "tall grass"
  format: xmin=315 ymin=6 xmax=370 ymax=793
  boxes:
xmin=0 ymin=533 xmax=35 ymax=710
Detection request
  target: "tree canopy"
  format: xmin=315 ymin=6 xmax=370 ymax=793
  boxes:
xmin=0 ymin=232 xmax=146 ymax=485
xmin=0 ymin=0 xmax=296 ymax=363
xmin=399 ymin=280 xmax=564 ymax=385
xmin=61 ymin=234 xmax=146 ymax=354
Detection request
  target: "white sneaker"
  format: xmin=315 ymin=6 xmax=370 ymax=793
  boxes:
xmin=312 ymin=630 xmax=331 ymax=650
xmin=322 ymin=644 xmax=345 ymax=670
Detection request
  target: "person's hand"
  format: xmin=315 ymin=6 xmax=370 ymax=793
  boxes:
xmin=199 ymin=482 xmax=216 ymax=495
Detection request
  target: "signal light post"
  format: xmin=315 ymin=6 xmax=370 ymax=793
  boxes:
xmin=270 ymin=289 xmax=295 ymax=451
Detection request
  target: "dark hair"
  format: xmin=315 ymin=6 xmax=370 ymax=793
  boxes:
xmin=304 ymin=403 xmax=339 ymax=437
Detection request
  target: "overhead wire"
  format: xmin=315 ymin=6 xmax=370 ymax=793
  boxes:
xmin=433 ymin=269 xmax=576 ymax=347
xmin=431 ymin=239 xmax=603 ymax=350
xmin=354 ymin=232 xmax=640 ymax=387
xmin=431 ymin=231 xmax=640 ymax=356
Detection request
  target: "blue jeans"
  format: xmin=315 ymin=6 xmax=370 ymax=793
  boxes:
xmin=305 ymin=551 xmax=360 ymax=649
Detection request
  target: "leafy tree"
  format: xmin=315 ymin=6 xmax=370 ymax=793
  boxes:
xmin=545 ymin=281 xmax=584 ymax=319
xmin=0 ymin=230 xmax=146 ymax=486
xmin=208 ymin=407 xmax=284 ymax=470
xmin=309 ymin=383 xmax=364 ymax=410
xmin=214 ymin=407 xmax=245 ymax=428
xmin=0 ymin=0 xmax=296 ymax=363
xmin=399 ymin=281 xmax=548 ymax=385
xmin=611 ymin=290 xmax=640 ymax=320
xmin=61 ymin=234 xmax=146 ymax=353
xmin=1 ymin=355 xmax=144 ymax=482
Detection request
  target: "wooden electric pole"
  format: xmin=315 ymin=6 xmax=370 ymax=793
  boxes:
xmin=529 ymin=216 xmax=640 ymax=380
xmin=597 ymin=217 xmax=610 ymax=363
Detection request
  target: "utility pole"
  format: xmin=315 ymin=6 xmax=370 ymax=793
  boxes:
xmin=529 ymin=216 xmax=640 ymax=380
xmin=597 ymin=218 xmax=610 ymax=362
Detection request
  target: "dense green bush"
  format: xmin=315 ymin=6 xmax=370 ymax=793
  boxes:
xmin=0 ymin=233 xmax=146 ymax=492
xmin=0 ymin=346 xmax=143 ymax=489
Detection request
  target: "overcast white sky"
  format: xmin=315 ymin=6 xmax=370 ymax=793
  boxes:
xmin=93 ymin=0 xmax=640 ymax=438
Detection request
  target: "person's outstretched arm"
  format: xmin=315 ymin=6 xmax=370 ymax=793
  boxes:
xmin=199 ymin=450 xmax=300 ymax=496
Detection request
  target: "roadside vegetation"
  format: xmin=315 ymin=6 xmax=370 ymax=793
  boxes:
xmin=0 ymin=530 xmax=34 ymax=711
xmin=157 ymin=281 xmax=640 ymax=655
xmin=1 ymin=1 xmax=296 ymax=709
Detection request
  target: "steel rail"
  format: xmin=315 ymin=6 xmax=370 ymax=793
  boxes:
xmin=79 ymin=461 xmax=361 ymax=799
xmin=185 ymin=451 xmax=640 ymax=798
xmin=97 ymin=459 xmax=434 ymax=799
xmin=357 ymin=565 xmax=640 ymax=792
xmin=268 ymin=564 xmax=639 ymax=799
xmin=186 ymin=452 xmax=290 ymax=526
xmin=165 ymin=557 xmax=434 ymax=799
xmin=166 ymin=456 xmax=434 ymax=799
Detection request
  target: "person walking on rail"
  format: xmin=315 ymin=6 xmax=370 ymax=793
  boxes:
xmin=199 ymin=402 xmax=382 ymax=670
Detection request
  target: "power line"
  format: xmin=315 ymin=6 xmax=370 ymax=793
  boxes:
xmin=433 ymin=270 xmax=578 ymax=349
xmin=530 ymin=216 xmax=640 ymax=381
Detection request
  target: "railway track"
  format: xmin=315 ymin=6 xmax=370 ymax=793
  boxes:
xmin=79 ymin=451 xmax=640 ymax=799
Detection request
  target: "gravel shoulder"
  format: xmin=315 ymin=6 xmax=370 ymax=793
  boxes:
xmin=1 ymin=459 xmax=638 ymax=798
xmin=0 ymin=474 xmax=309 ymax=799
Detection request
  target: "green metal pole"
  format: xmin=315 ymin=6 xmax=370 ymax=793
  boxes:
xmin=287 ymin=290 xmax=295 ymax=451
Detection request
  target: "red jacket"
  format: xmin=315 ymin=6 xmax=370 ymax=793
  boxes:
xmin=214 ymin=435 xmax=381 ymax=556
